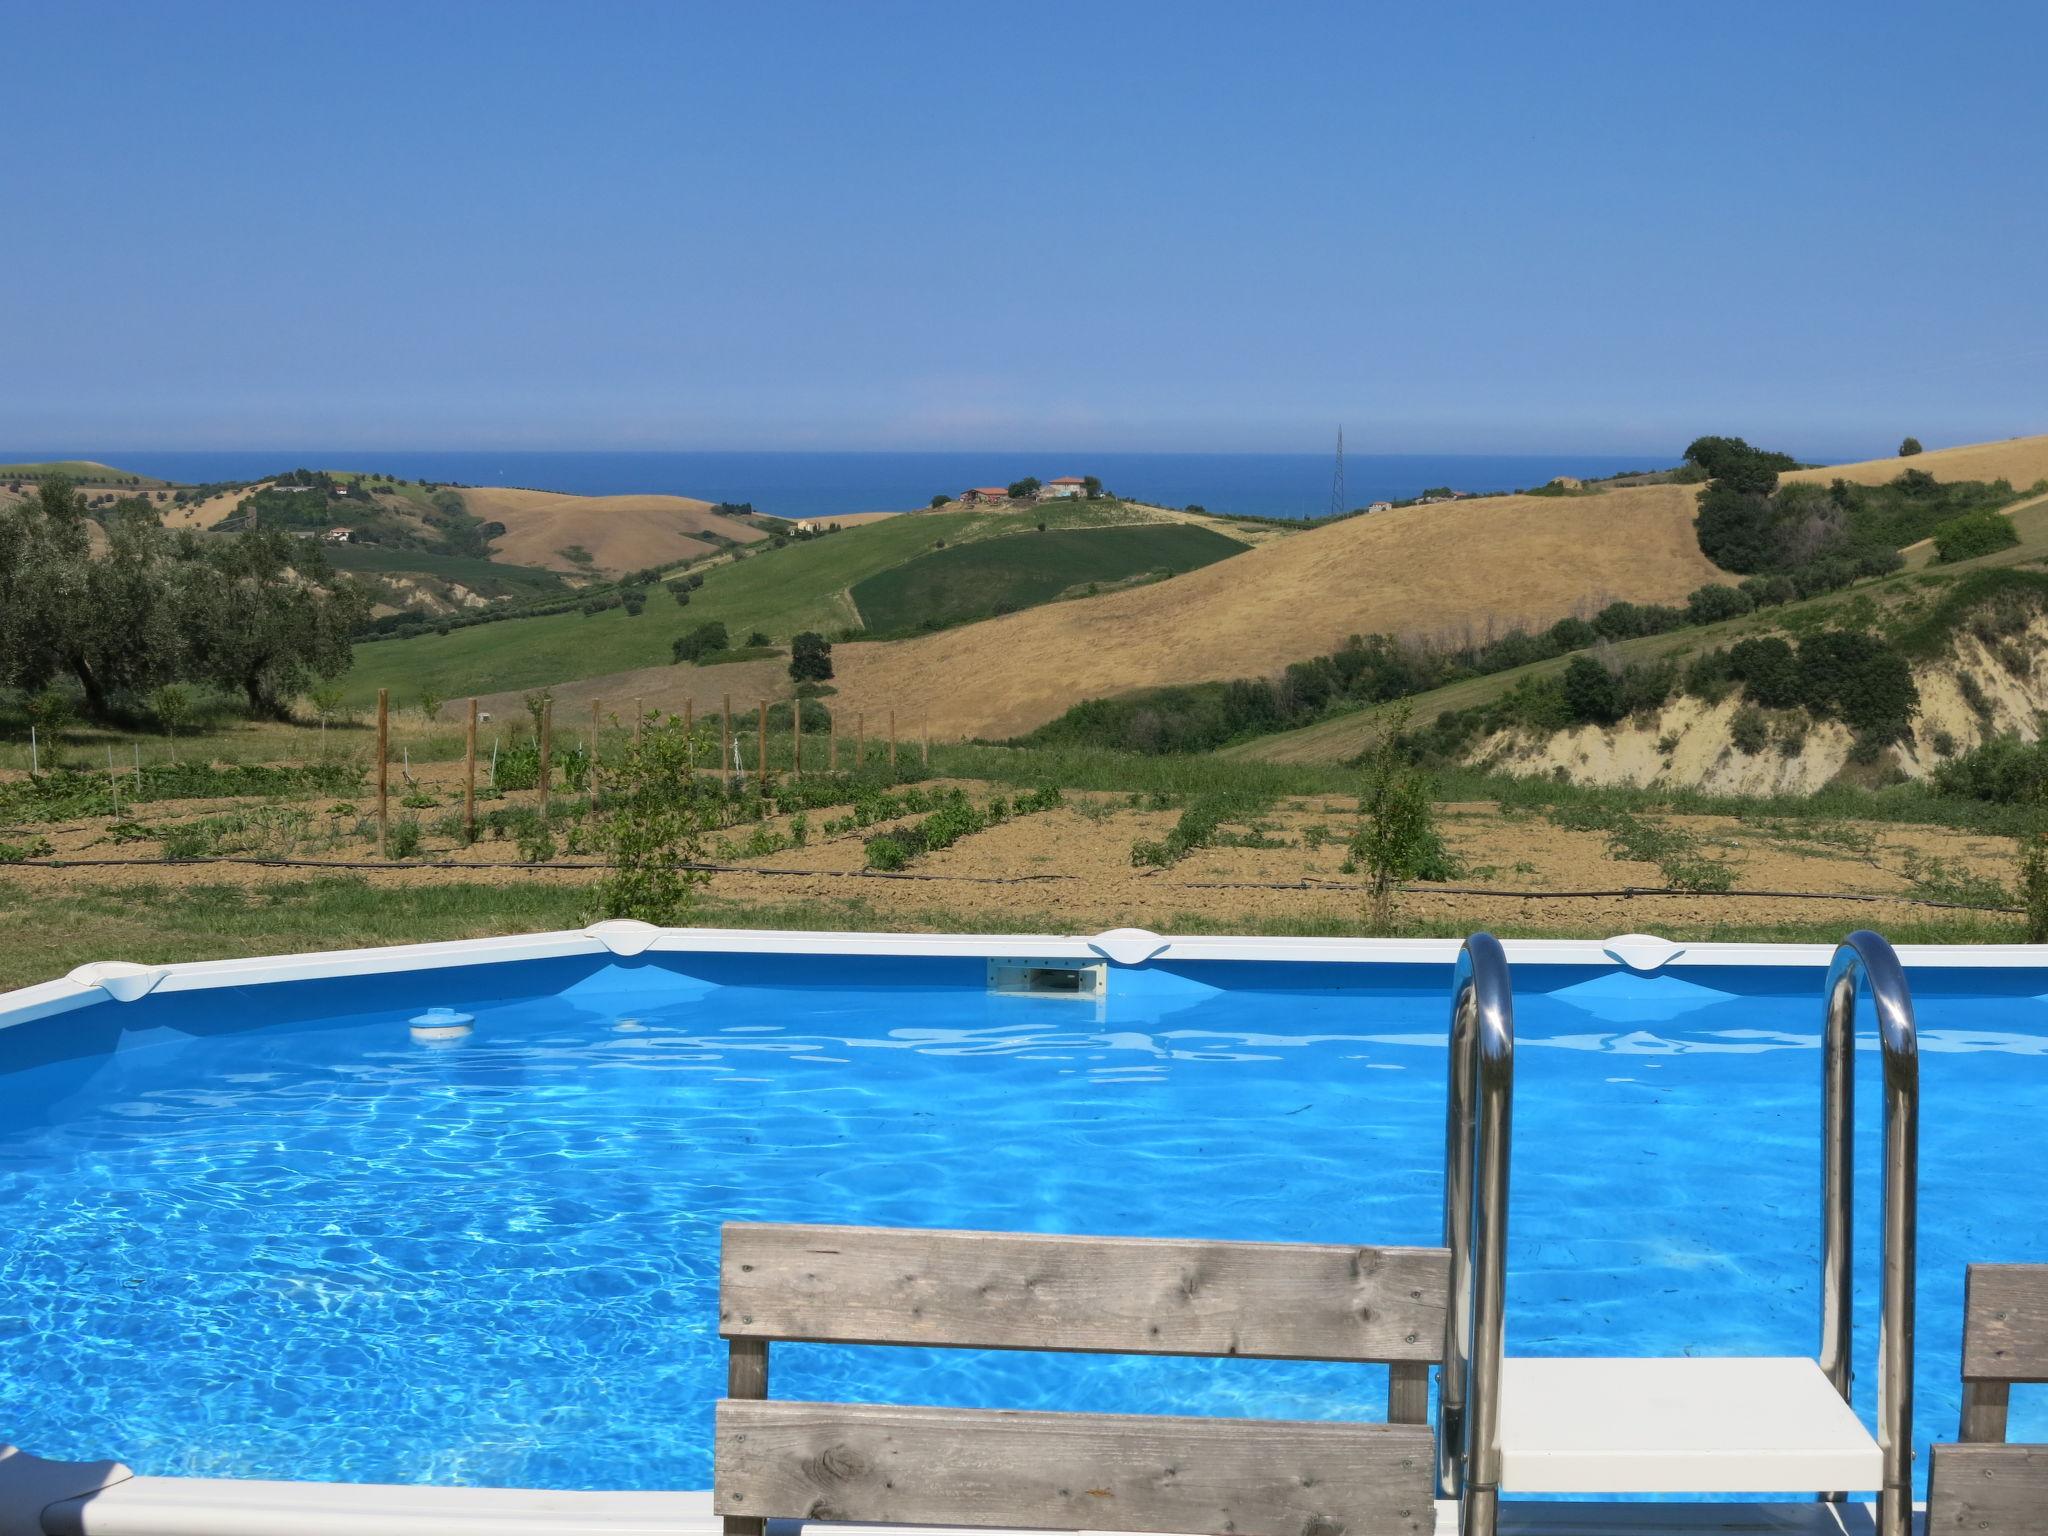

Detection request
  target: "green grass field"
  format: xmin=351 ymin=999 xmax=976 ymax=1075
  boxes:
xmin=849 ymin=523 xmax=1246 ymax=633
xmin=0 ymin=460 xmax=162 ymax=485
xmin=341 ymin=499 xmax=1252 ymax=706
xmin=326 ymin=545 xmax=568 ymax=599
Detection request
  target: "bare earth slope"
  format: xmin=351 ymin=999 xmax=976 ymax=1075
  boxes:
xmin=456 ymin=487 xmax=767 ymax=575
xmin=827 ymin=482 xmax=1727 ymax=740
xmin=1783 ymin=432 xmax=2048 ymax=490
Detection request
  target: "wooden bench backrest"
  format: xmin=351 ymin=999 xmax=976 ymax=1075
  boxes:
xmin=1928 ymin=1264 xmax=2048 ymax=1532
xmin=714 ymin=1222 xmax=1448 ymax=1536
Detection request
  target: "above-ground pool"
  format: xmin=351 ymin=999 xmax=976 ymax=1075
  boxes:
xmin=2 ymin=927 xmax=2044 ymax=1500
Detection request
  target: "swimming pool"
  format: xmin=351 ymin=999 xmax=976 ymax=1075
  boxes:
xmin=2 ymin=926 xmax=2044 ymax=1500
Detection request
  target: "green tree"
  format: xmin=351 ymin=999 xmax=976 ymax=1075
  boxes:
xmin=173 ymin=527 xmax=367 ymax=719
xmin=671 ymin=621 xmax=730 ymax=663
xmin=1932 ymin=511 xmax=2019 ymax=564
xmin=1082 ymin=475 xmax=1103 ymax=498
xmin=1899 ymin=436 xmax=1924 ymax=457
xmin=929 ymin=493 xmax=953 ymax=508
xmin=788 ymin=630 xmax=834 ymax=683
xmin=594 ymin=713 xmax=712 ymax=925
xmin=1561 ymin=655 xmax=1624 ymax=725
xmin=1006 ymin=477 xmax=1041 ymax=499
xmin=1346 ymin=714 xmax=1456 ymax=930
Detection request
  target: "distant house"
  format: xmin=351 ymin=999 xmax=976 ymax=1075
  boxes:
xmin=1365 ymin=500 xmax=1393 ymax=515
xmin=960 ymin=486 xmax=1010 ymax=505
xmin=1041 ymin=476 xmax=1088 ymax=499
xmin=324 ymin=528 xmax=353 ymax=544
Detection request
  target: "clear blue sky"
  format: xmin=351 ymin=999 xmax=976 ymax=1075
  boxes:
xmin=5 ymin=0 xmax=2043 ymax=457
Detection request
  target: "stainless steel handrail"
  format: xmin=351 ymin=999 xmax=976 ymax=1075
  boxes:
xmin=1817 ymin=931 xmax=1919 ymax=1536
xmin=1438 ymin=932 xmax=1514 ymax=1536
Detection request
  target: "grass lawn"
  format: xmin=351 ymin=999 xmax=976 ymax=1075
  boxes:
xmin=849 ymin=523 xmax=1246 ymax=633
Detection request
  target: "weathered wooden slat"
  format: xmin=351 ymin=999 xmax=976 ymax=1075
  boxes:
xmin=1927 ymin=1442 xmax=2048 ymax=1531
xmin=1960 ymin=1377 xmax=2011 ymax=1443
xmin=1387 ymin=1360 xmax=1429 ymax=1425
xmin=724 ymin=1339 xmax=770 ymax=1536
xmin=720 ymin=1222 xmax=1447 ymax=1363
xmin=715 ymin=1399 xmax=1434 ymax=1536
xmin=1962 ymin=1264 xmax=2048 ymax=1381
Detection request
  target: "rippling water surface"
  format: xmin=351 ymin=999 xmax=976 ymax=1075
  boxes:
xmin=2 ymin=963 xmax=2044 ymax=1492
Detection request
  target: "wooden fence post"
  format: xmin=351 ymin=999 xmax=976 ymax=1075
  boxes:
xmin=888 ymin=708 xmax=897 ymax=772
xmin=590 ymin=698 xmax=601 ymax=761
xmin=538 ymin=699 xmax=552 ymax=815
xmin=464 ymin=698 xmax=478 ymax=842
xmin=721 ymin=694 xmax=733 ymax=787
xmin=375 ymin=688 xmax=389 ymax=857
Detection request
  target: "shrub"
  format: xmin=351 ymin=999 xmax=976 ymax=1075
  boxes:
xmin=672 ymin=620 xmax=731 ymax=663
xmin=1682 ymin=648 xmax=1735 ymax=702
xmin=2022 ymin=826 xmax=2048 ymax=941
xmin=1684 ymin=584 xmax=1753 ymax=624
xmin=594 ymin=714 xmax=712 ymax=924
xmin=1934 ymin=734 xmax=2048 ymax=803
xmin=621 ymin=588 xmax=647 ymax=616
xmin=745 ymin=630 xmax=771 ymax=648
xmin=386 ymin=818 xmax=423 ymax=859
xmin=865 ymin=835 xmax=910 ymax=871
xmin=1561 ymin=656 xmax=1624 ymax=726
xmin=789 ymin=630 xmax=834 ymax=683
xmin=1739 ymin=573 xmax=1798 ymax=607
xmin=1900 ymin=436 xmax=1923 ymax=457
xmin=1730 ymin=704 xmax=1770 ymax=755
xmin=516 ymin=822 xmax=557 ymax=863
xmin=1932 ymin=511 xmax=2019 ymax=564
xmin=1346 ymin=722 xmax=1456 ymax=929
xmin=1796 ymin=631 xmax=1918 ymax=742
xmin=1727 ymin=637 xmax=1802 ymax=709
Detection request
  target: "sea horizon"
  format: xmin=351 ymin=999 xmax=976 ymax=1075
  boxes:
xmin=0 ymin=446 xmax=1871 ymax=522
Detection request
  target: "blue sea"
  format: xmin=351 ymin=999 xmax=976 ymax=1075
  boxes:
xmin=15 ymin=449 xmax=1690 ymax=521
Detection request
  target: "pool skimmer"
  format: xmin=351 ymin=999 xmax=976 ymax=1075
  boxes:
xmin=408 ymin=1007 xmax=474 ymax=1043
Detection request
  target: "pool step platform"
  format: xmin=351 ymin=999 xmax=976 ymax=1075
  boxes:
xmin=1497 ymin=1356 xmax=1883 ymax=1495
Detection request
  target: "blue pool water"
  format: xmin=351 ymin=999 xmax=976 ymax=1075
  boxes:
xmin=2 ymin=954 xmax=2045 ymax=1496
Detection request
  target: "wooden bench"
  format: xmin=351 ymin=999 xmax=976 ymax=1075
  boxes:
xmin=713 ymin=1222 xmax=1448 ymax=1536
xmin=1928 ymin=1263 xmax=2048 ymax=1530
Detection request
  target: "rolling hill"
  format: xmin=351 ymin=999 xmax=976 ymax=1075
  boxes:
xmin=816 ymin=482 xmax=1729 ymax=740
xmin=343 ymin=499 xmax=1263 ymax=706
xmin=1782 ymin=433 xmax=2048 ymax=491
xmin=454 ymin=486 xmax=766 ymax=575
xmin=848 ymin=522 xmax=1247 ymax=633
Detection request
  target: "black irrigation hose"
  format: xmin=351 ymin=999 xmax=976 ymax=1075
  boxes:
xmin=3 ymin=854 xmax=2024 ymax=913
xmin=4 ymin=854 xmax=1076 ymax=887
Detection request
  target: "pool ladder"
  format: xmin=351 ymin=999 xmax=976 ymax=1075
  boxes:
xmin=1436 ymin=931 xmax=1920 ymax=1536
